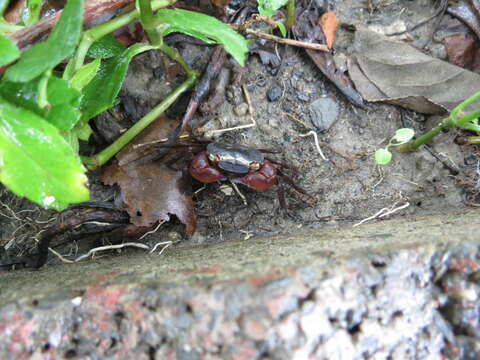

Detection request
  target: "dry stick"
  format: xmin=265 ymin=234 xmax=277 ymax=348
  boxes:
xmin=8 ymin=0 xmax=135 ymax=49
xmin=245 ymin=29 xmax=329 ymax=52
xmin=75 ymin=242 xmax=150 ymax=262
xmin=353 ymin=201 xmax=410 ymax=227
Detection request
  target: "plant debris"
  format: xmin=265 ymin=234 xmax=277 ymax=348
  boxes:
xmin=348 ymin=27 xmax=480 ymax=113
xmin=102 ymin=117 xmax=196 ymax=235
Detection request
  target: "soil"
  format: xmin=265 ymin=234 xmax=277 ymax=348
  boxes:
xmin=0 ymin=0 xmax=478 ymax=265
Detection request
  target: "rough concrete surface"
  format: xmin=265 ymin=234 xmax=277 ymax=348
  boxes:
xmin=1 ymin=210 xmax=480 ymax=359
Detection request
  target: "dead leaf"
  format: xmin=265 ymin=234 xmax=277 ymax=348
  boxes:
xmin=293 ymin=0 xmax=364 ymax=108
xmin=319 ymin=11 xmax=337 ymax=49
xmin=102 ymin=117 xmax=197 ymax=235
xmin=447 ymin=1 xmax=480 ymax=40
xmin=445 ymin=33 xmax=478 ymax=69
xmin=348 ymin=27 xmax=480 ymax=114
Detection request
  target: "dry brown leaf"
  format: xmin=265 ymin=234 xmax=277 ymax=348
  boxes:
xmin=102 ymin=117 xmax=196 ymax=236
xmin=348 ymin=27 xmax=480 ymax=114
xmin=319 ymin=11 xmax=337 ymax=49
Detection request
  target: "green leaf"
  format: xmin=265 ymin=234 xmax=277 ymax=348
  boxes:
xmin=23 ymin=0 xmax=42 ymax=25
xmin=81 ymin=43 xmax=154 ymax=121
xmin=0 ymin=0 xmax=7 ymax=15
xmin=0 ymin=97 xmax=89 ymax=210
xmin=0 ymin=34 xmax=19 ymax=66
xmin=70 ymin=57 xmax=101 ymax=90
xmin=277 ymin=22 xmax=287 ymax=37
xmin=391 ymin=128 xmax=415 ymax=144
xmin=257 ymin=0 xmax=288 ymax=17
xmin=374 ymin=148 xmax=392 ymax=165
xmin=0 ymin=76 xmax=82 ymax=130
xmin=154 ymin=9 xmax=248 ymax=66
xmin=87 ymin=34 xmax=126 ymax=59
xmin=4 ymin=0 xmax=83 ymax=82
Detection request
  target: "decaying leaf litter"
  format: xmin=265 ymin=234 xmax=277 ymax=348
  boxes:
xmin=1 ymin=0 xmax=480 ymax=267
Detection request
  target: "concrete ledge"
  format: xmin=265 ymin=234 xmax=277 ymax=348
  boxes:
xmin=1 ymin=210 xmax=479 ymax=359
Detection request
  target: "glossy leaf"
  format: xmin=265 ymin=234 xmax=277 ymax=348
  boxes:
xmin=0 ymin=77 xmax=82 ymax=131
xmin=277 ymin=22 xmax=286 ymax=37
xmin=392 ymin=128 xmax=414 ymax=144
xmin=0 ymin=97 xmax=89 ymax=210
xmin=81 ymin=43 xmax=154 ymax=121
xmin=23 ymin=0 xmax=42 ymax=25
xmin=374 ymin=148 xmax=392 ymax=165
xmin=4 ymin=0 xmax=83 ymax=82
xmin=154 ymin=9 xmax=248 ymax=66
xmin=70 ymin=57 xmax=101 ymax=90
xmin=257 ymin=0 xmax=288 ymax=17
xmin=87 ymin=34 xmax=126 ymax=59
xmin=0 ymin=34 xmax=19 ymax=66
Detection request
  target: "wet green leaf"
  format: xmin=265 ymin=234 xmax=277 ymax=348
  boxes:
xmin=0 ymin=77 xmax=82 ymax=131
xmin=277 ymin=22 xmax=286 ymax=37
xmin=0 ymin=97 xmax=89 ymax=210
xmin=0 ymin=34 xmax=19 ymax=66
xmin=4 ymin=0 xmax=83 ymax=82
xmin=154 ymin=9 xmax=248 ymax=66
xmin=257 ymin=0 xmax=288 ymax=17
xmin=70 ymin=57 xmax=101 ymax=90
xmin=374 ymin=148 xmax=392 ymax=165
xmin=392 ymin=128 xmax=414 ymax=144
xmin=81 ymin=43 xmax=154 ymax=120
xmin=87 ymin=34 xmax=126 ymax=59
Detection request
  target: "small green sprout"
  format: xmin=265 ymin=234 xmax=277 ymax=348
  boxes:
xmin=374 ymin=128 xmax=415 ymax=165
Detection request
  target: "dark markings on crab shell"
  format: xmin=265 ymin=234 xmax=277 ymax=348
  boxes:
xmin=206 ymin=142 xmax=265 ymax=174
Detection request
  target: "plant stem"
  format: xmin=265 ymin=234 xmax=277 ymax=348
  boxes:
xmin=285 ymin=0 xmax=295 ymax=30
xmin=450 ymin=91 xmax=480 ymax=122
xmin=64 ymin=0 xmax=176 ymax=80
xmin=82 ymin=75 xmax=197 ymax=169
xmin=397 ymin=117 xmax=453 ymax=152
xmin=138 ymin=0 xmax=162 ymax=45
xmin=0 ymin=20 xmax=23 ymax=34
xmin=458 ymin=136 xmax=480 ymax=144
xmin=158 ymin=42 xmax=198 ymax=78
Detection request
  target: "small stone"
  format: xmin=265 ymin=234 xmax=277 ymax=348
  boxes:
xmin=309 ymin=97 xmax=340 ymax=131
xmin=297 ymin=92 xmax=310 ymax=102
xmin=267 ymin=86 xmax=282 ymax=102
xmin=234 ymin=103 xmax=249 ymax=116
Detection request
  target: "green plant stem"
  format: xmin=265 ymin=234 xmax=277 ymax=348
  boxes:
xmin=0 ymin=20 xmax=23 ymax=34
xmin=158 ymin=42 xmax=197 ymax=78
xmin=397 ymin=118 xmax=453 ymax=152
xmin=285 ymin=0 xmax=295 ymax=30
xmin=64 ymin=0 xmax=176 ymax=80
xmin=82 ymin=75 xmax=196 ymax=169
xmin=37 ymin=70 xmax=51 ymax=109
xmin=450 ymin=91 xmax=480 ymax=122
xmin=138 ymin=0 xmax=162 ymax=45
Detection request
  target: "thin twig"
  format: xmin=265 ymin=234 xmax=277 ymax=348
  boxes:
xmin=138 ymin=220 xmax=165 ymax=240
xmin=298 ymin=131 xmax=328 ymax=161
xmin=353 ymin=201 xmax=410 ymax=227
xmin=229 ymin=180 xmax=248 ymax=205
xmin=245 ymin=29 xmax=329 ymax=51
xmin=75 ymin=242 xmax=150 ymax=262
xmin=149 ymin=241 xmax=173 ymax=255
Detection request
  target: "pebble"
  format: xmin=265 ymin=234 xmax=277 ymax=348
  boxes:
xmin=234 ymin=103 xmax=249 ymax=116
xmin=267 ymin=86 xmax=282 ymax=102
xmin=309 ymin=97 xmax=340 ymax=131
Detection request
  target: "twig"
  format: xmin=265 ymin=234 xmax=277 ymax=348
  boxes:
xmin=298 ymin=131 xmax=328 ymax=161
xmin=149 ymin=241 xmax=173 ymax=255
xmin=75 ymin=242 xmax=150 ymax=262
xmin=229 ymin=180 xmax=248 ymax=205
xmin=138 ymin=220 xmax=165 ymax=240
xmin=353 ymin=201 xmax=410 ymax=227
xmin=245 ymin=29 xmax=329 ymax=52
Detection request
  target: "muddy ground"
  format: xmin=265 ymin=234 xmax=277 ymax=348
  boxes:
xmin=0 ymin=0 xmax=478 ymax=264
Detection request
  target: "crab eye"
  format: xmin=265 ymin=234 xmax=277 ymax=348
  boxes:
xmin=249 ymin=162 xmax=261 ymax=171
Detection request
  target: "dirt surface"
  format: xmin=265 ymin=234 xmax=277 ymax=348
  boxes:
xmin=1 ymin=210 xmax=480 ymax=359
xmin=0 ymin=1 xmax=478 ymax=262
